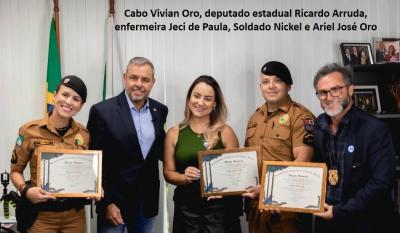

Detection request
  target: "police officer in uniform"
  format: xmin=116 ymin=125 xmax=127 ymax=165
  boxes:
xmin=243 ymin=61 xmax=315 ymax=233
xmin=10 ymin=76 xmax=90 ymax=233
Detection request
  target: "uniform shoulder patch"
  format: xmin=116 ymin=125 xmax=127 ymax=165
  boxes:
xmin=302 ymin=115 xmax=315 ymax=132
xmin=303 ymin=133 xmax=314 ymax=146
xmin=16 ymin=135 xmax=24 ymax=146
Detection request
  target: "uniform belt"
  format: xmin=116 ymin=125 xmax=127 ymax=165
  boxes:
xmin=37 ymin=198 xmax=86 ymax=212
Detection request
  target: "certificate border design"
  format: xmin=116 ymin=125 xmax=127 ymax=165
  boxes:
xmin=37 ymin=148 xmax=103 ymax=198
xmin=259 ymin=161 xmax=327 ymax=213
xmin=198 ymin=146 xmax=261 ymax=197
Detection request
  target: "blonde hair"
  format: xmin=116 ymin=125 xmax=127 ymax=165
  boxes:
xmin=180 ymin=75 xmax=227 ymax=149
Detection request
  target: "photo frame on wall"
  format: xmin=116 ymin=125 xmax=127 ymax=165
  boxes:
xmin=373 ymin=38 xmax=400 ymax=63
xmin=340 ymin=43 xmax=374 ymax=66
xmin=353 ymin=85 xmax=381 ymax=114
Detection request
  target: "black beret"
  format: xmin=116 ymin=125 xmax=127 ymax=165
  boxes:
xmin=261 ymin=61 xmax=293 ymax=85
xmin=60 ymin=75 xmax=87 ymax=103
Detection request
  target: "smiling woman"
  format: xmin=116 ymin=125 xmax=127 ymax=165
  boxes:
xmin=9 ymin=75 xmax=91 ymax=233
xmin=163 ymin=75 xmax=243 ymax=233
xmin=52 ymin=76 xmax=86 ymax=121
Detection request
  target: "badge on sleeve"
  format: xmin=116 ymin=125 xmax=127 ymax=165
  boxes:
xmin=302 ymin=118 xmax=314 ymax=131
xmin=303 ymin=133 xmax=314 ymax=146
xmin=75 ymin=133 xmax=84 ymax=146
xmin=16 ymin=135 xmax=24 ymax=146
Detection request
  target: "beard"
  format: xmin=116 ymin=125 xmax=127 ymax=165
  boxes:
xmin=323 ymin=96 xmax=350 ymax=117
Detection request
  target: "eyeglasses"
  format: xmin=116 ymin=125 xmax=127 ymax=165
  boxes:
xmin=315 ymin=85 xmax=347 ymax=100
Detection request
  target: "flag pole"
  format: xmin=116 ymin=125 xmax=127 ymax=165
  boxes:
xmin=53 ymin=0 xmax=61 ymax=59
xmin=110 ymin=0 xmax=115 ymax=17
xmin=103 ymin=0 xmax=116 ymax=100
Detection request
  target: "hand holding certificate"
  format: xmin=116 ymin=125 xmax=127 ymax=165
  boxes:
xmin=198 ymin=147 xmax=260 ymax=197
xmin=259 ymin=161 xmax=327 ymax=213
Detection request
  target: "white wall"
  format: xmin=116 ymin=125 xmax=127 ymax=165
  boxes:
xmin=1 ymin=0 xmax=399 ymax=232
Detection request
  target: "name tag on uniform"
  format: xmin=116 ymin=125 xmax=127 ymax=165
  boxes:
xmin=34 ymin=140 xmax=55 ymax=146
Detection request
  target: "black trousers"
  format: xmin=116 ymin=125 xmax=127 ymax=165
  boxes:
xmin=173 ymin=200 xmax=242 ymax=233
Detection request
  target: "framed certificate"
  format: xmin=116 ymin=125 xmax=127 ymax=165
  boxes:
xmin=37 ymin=148 xmax=102 ymax=198
xmin=259 ymin=161 xmax=327 ymax=213
xmin=198 ymin=146 xmax=260 ymax=197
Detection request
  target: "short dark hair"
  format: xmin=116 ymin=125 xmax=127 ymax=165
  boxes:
xmin=313 ymin=63 xmax=353 ymax=89
xmin=126 ymin=57 xmax=155 ymax=78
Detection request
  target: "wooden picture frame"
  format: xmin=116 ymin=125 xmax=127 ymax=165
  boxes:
xmin=198 ymin=146 xmax=260 ymax=197
xmin=259 ymin=161 xmax=327 ymax=213
xmin=340 ymin=43 xmax=374 ymax=66
xmin=353 ymin=85 xmax=381 ymax=114
xmin=37 ymin=148 xmax=102 ymax=198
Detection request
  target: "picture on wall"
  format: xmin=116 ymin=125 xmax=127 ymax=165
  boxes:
xmin=340 ymin=43 xmax=374 ymax=66
xmin=374 ymin=38 xmax=400 ymax=63
xmin=353 ymin=85 xmax=381 ymax=114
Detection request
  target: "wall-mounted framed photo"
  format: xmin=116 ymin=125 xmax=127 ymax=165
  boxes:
xmin=340 ymin=43 xmax=373 ymax=66
xmin=198 ymin=146 xmax=260 ymax=197
xmin=259 ymin=161 xmax=327 ymax=213
xmin=353 ymin=85 xmax=381 ymax=114
xmin=373 ymin=38 xmax=400 ymax=63
xmin=37 ymin=148 xmax=102 ymax=198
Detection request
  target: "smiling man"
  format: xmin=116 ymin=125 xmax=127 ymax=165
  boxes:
xmin=87 ymin=57 xmax=168 ymax=233
xmin=312 ymin=63 xmax=397 ymax=233
xmin=243 ymin=61 xmax=315 ymax=233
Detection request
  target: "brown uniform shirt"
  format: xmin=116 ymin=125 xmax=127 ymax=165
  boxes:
xmin=10 ymin=114 xmax=89 ymax=186
xmin=245 ymin=96 xmax=315 ymax=163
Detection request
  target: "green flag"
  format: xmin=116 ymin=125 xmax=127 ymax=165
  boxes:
xmin=46 ymin=16 xmax=61 ymax=112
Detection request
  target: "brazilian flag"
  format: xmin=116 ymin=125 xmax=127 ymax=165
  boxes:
xmin=46 ymin=16 xmax=61 ymax=112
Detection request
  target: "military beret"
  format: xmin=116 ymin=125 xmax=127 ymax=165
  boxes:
xmin=60 ymin=75 xmax=87 ymax=103
xmin=261 ymin=61 xmax=293 ymax=85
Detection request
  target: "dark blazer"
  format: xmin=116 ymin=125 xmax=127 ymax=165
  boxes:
xmin=87 ymin=91 xmax=168 ymax=219
xmin=376 ymin=49 xmax=386 ymax=63
xmin=350 ymin=53 xmax=360 ymax=65
xmin=313 ymin=106 xmax=397 ymax=233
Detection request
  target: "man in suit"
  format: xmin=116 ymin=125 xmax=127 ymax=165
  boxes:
xmin=312 ymin=63 xmax=397 ymax=233
xmin=376 ymin=41 xmax=386 ymax=63
xmin=350 ymin=46 xmax=360 ymax=65
xmin=87 ymin=57 xmax=168 ymax=233
xmin=343 ymin=48 xmax=352 ymax=66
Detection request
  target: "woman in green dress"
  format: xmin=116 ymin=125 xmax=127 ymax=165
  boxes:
xmin=163 ymin=75 xmax=243 ymax=233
